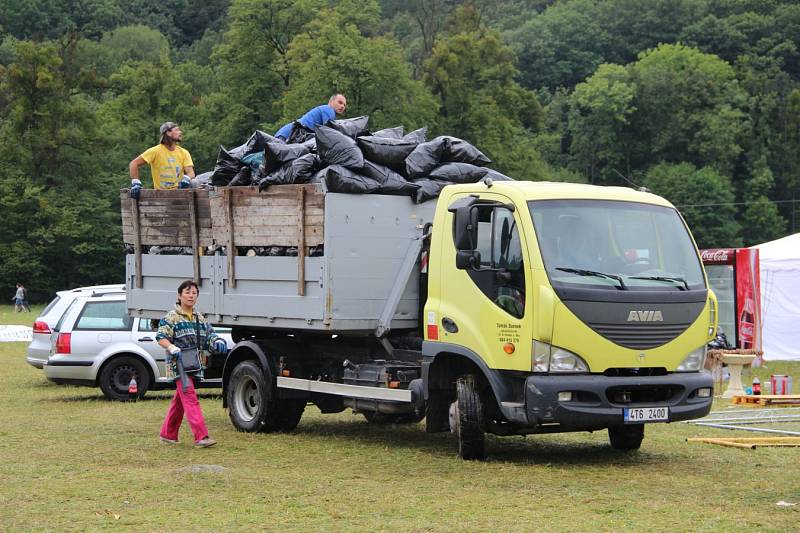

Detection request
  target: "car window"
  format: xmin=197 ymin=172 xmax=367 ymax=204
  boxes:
xmin=41 ymin=295 xmax=62 ymax=316
xmin=54 ymin=299 xmax=79 ymax=332
xmin=74 ymin=301 xmax=133 ymax=331
xmin=137 ymin=318 xmax=162 ymax=332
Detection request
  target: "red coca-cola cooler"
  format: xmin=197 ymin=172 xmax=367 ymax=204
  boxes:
xmin=700 ymin=248 xmax=762 ymax=355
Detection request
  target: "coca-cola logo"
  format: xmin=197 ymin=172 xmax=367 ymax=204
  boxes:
xmin=740 ymin=324 xmax=754 ymax=337
xmin=700 ymin=248 xmax=733 ymax=263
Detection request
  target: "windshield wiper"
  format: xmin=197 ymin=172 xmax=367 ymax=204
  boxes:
xmin=629 ymin=275 xmax=689 ymax=291
xmin=556 ymin=267 xmax=627 ymax=290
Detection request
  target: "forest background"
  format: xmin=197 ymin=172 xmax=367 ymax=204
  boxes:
xmin=1 ymin=0 xmax=798 ymax=300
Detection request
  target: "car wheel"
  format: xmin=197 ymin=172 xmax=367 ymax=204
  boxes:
xmin=454 ymin=374 xmax=486 ymax=460
xmin=227 ymin=360 xmax=279 ymax=432
xmin=99 ymin=356 xmax=150 ymax=401
xmin=608 ymin=425 xmax=645 ymax=450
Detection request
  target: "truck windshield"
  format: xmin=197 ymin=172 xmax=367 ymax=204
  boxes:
xmin=528 ymin=199 xmax=705 ymax=291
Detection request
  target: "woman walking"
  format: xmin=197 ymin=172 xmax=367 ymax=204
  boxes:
xmin=156 ymin=280 xmax=228 ymax=447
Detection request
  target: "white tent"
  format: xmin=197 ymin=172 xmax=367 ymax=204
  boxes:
xmin=752 ymin=233 xmax=800 ymax=361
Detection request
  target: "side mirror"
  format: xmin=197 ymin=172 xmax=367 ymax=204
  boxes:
xmin=448 ymin=196 xmax=479 ymax=251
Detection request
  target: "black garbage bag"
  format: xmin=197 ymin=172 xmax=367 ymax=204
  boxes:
xmin=405 ymin=137 xmax=448 ymax=179
xmin=192 ymin=171 xmax=213 ymax=188
xmin=361 ymin=160 xmax=421 ymax=195
xmin=323 ymin=165 xmax=381 ymax=194
xmin=707 ymin=329 xmax=731 ymax=350
xmin=286 ymin=122 xmax=315 ymax=144
xmin=210 ymin=146 xmax=243 ymax=186
xmin=440 ymin=136 xmax=492 ymax=166
xmin=412 ymin=178 xmax=453 ymax=203
xmin=357 ymin=135 xmax=419 ymax=169
xmin=329 ymin=116 xmax=370 ymax=138
xmin=316 ymin=126 xmax=364 ymax=169
xmin=300 ymin=137 xmax=317 ymax=153
xmin=483 ymin=169 xmax=514 ymax=181
xmin=257 ymin=154 xmax=320 ymax=190
xmin=428 ymin=162 xmax=490 ymax=184
xmin=261 ymin=141 xmax=312 ymax=175
xmin=229 ymin=165 xmax=253 ymax=187
xmin=372 ymin=126 xmax=404 ymax=139
xmin=229 ymin=130 xmax=277 ymax=160
xmin=403 ymin=127 xmax=427 ymax=143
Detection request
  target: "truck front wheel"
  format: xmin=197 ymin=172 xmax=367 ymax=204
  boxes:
xmin=608 ymin=425 xmax=644 ymax=450
xmin=227 ymin=360 xmax=278 ymax=432
xmin=454 ymin=374 xmax=486 ymax=460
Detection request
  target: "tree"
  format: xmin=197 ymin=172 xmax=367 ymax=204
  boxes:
xmin=740 ymin=157 xmax=787 ymax=245
xmin=644 ymin=163 xmax=741 ymax=248
xmin=278 ymin=8 xmax=438 ymax=132
xmin=423 ymin=6 xmax=544 ymax=177
xmin=628 ymin=43 xmax=748 ymax=176
xmin=567 ymin=63 xmax=636 ymax=184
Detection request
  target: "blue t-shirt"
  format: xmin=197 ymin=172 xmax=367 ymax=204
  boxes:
xmin=275 ymin=104 xmax=336 ymax=140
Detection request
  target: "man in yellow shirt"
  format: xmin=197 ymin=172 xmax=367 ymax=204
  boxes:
xmin=129 ymin=122 xmax=196 ymax=197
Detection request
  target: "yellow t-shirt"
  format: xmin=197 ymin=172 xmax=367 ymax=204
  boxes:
xmin=140 ymin=144 xmax=194 ymax=189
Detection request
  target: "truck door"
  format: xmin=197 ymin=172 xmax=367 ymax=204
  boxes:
xmin=434 ymin=194 xmax=533 ymax=372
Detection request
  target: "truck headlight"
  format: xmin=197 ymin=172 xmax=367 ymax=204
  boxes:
xmin=677 ymin=346 xmax=706 ymax=372
xmin=532 ymin=341 xmax=589 ymax=373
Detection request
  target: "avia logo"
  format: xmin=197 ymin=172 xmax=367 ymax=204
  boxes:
xmin=627 ymin=310 xmax=664 ymax=322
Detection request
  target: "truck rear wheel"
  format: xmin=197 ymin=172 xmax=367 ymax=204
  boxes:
xmin=227 ymin=360 xmax=278 ymax=432
xmin=275 ymin=399 xmax=305 ymax=431
xmin=608 ymin=425 xmax=645 ymax=450
xmin=454 ymin=374 xmax=486 ymax=460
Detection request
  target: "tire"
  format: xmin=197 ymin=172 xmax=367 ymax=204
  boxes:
xmin=608 ymin=425 xmax=645 ymax=450
xmin=454 ymin=374 xmax=486 ymax=460
xmin=275 ymin=399 xmax=306 ymax=431
xmin=227 ymin=360 xmax=279 ymax=432
xmin=99 ymin=356 xmax=150 ymax=402
xmin=425 ymin=390 xmax=451 ymax=433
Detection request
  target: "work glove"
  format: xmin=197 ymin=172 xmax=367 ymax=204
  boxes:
xmin=213 ymin=338 xmax=228 ymax=354
xmin=167 ymin=344 xmax=181 ymax=361
xmin=130 ymin=179 xmax=142 ymax=199
xmin=178 ymin=175 xmax=192 ymax=189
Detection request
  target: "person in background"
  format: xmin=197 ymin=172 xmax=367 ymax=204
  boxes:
xmin=156 ymin=280 xmax=228 ymax=448
xmin=12 ymin=283 xmax=26 ymax=312
xmin=275 ymin=94 xmax=347 ymax=143
xmin=129 ymin=122 xmax=196 ymax=198
xmin=20 ymin=283 xmax=31 ymax=312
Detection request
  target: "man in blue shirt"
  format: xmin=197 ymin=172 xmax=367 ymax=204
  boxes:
xmin=275 ymin=94 xmax=347 ymax=143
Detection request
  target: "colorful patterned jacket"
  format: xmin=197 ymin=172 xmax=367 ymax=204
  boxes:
xmin=156 ymin=305 xmax=221 ymax=382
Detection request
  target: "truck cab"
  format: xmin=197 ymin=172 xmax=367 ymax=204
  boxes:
xmin=423 ymin=181 xmax=715 ymax=457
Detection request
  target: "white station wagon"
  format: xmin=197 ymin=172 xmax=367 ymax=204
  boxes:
xmin=43 ymin=292 xmax=231 ymax=401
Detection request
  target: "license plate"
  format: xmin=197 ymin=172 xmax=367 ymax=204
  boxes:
xmin=624 ymin=407 xmax=669 ymax=423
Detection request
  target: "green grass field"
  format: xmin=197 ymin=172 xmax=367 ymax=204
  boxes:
xmin=1 ymin=304 xmax=798 ymax=531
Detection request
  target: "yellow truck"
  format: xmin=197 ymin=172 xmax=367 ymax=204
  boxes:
xmin=122 ymin=179 xmax=716 ymax=459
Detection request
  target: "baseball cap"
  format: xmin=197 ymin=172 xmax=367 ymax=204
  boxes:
xmin=160 ymin=122 xmax=178 ymax=136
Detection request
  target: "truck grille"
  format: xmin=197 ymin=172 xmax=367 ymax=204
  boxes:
xmin=590 ymin=322 xmax=691 ymax=349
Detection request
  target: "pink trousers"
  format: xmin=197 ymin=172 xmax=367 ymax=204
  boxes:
xmin=159 ymin=378 xmax=209 ymax=443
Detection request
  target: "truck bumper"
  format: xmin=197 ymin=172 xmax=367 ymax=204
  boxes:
xmin=523 ymin=372 xmax=713 ymax=430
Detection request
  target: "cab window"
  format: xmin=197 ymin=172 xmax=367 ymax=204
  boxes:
xmin=461 ymin=206 xmax=525 ymax=318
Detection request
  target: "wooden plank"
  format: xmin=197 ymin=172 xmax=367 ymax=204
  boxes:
xmin=131 ymin=197 xmax=143 ymax=288
xmin=189 ymin=190 xmax=200 ymax=285
xmin=225 ymin=215 xmax=324 ymax=227
xmin=297 ymin=186 xmax=306 ymax=296
xmin=225 ymin=188 xmax=236 ymax=288
xmin=231 ymin=205 xmax=324 ymax=217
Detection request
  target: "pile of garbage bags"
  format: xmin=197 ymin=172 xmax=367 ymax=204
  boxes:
xmin=201 ymin=116 xmax=512 ymax=203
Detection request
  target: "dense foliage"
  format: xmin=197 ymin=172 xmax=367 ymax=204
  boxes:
xmin=0 ymin=0 xmax=797 ymax=298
